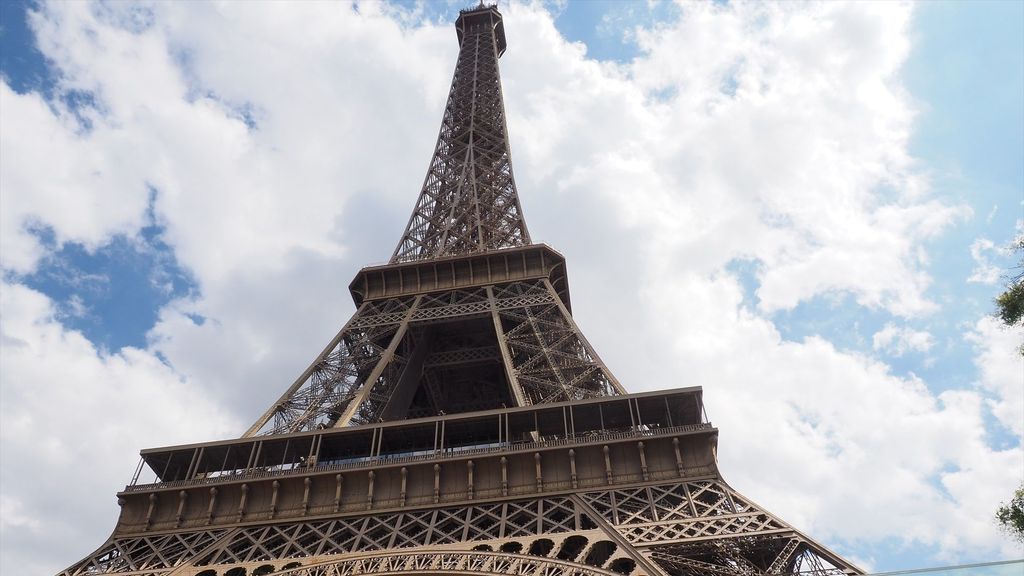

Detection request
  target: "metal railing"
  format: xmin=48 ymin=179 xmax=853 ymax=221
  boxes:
xmin=123 ymin=422 xmax=714 ymax=493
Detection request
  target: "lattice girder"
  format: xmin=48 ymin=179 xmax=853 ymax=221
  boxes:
xmin=245 ymin=278 xmax=623 ymax=434
xmin=392 ymin=4 xmax=529 ymax=262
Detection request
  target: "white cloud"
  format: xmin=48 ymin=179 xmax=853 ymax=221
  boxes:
xmin=0 ymin=283 xmax=241 ymax=574
xmin=504 ymin=1 xmax=967 ymax=319
xmin=60 ymin=293 xmax=91 ymax=320
xmin=0 ymin=495 xmax=41 ymax=532
xmin=986 ymin=204 xmax=998 ymax=224
xmin=872 ymin=322 xmax=935 ymax=356
xmin=966 ymin=317 xmax=1024 ymax=437
xmin=1 ymin=0 xmax=1019 ymax=572
xmin=968 ymin=237 xmax=1004 ymax=285
xmin=0 ymin=82 xmax=150 ymax=274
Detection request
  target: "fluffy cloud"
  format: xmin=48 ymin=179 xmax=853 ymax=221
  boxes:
xmin=506 ymin=2 xmax=968 ymax=319
xmin=0 ymin=283 xmax=240 ymax=574
xmin=968 ymin=237 xmax=1004 ymax=285
xmin=967 ymin=317 xmax=1024 ymax=437
xmin=872 ymin=322 xmax=934 ymax=356
xmin=0 ymin=82 xmax=150 ymax=274
xmin=1 ymin=1 xmax=1020 ymax=573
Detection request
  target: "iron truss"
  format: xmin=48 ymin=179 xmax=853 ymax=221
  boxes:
xmin=60 ymin=479 xmax=855 ymax=576
xmin=245 ymin=279 xmax=622 ymax=436
xmin=391 ymin=4 xmax=529 ymax=262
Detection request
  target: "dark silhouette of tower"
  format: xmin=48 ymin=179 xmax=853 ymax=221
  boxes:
xmin=61 ymin=5 xmax=863 ymax=576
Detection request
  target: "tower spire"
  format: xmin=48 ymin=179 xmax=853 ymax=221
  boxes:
xmin=392 ymin=4 xmax=529 ymax=263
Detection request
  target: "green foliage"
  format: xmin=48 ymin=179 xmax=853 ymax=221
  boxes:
xmin=995 ymin=238 xmax=1024 ymax=328
xmin=996 ymin=281 xmax=1024 ymax=326
xmin=993 ymin=243 xmax=1024 ymax=540
xmin=994 ymin=238 xmax=1024 ymax=358
xmin=996 ymin=482 xmax=1024 ymax=543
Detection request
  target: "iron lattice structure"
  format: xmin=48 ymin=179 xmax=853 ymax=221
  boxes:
xmin=61 ymin=5 xmax=863 ymax=576
xmin=391 ymin=2 xmax=529 ymax=263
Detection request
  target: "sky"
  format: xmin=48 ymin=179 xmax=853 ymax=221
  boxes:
xmin=0 ymin=0 xmax=1021 ymax=574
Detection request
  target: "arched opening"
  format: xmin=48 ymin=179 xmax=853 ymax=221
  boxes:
xmin=472 ymin=544 xmax=493 ymax=551
xmin=282 ymin=562 xmax=303 ymax=570
xmin=583 ymin=541 xmax=616 ymax=567
xmin=528 ymin=538 xmax=554 ymax=556
xmin=557 ymin=535 xmax=589 ymax=561
xmin=499 ymin=541 xmax=523 ymax=554
xmin=609 ymin=558 xmax=637 ymax=575
xmin=224 ymin=568 xmax=247 ymax=576
xmin=253 ymin=565 xmax=276 ymax=576
xmin=196 ymin=571 xmax=217 ymax=576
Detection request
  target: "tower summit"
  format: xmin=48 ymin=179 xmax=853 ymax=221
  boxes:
xmin=393 ymin=4 xmax=525 ymax=263
xmin=62 ymin=5 xmax=863 ymax=576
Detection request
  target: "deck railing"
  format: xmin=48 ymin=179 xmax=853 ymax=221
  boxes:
xmin=124 ymin=421 xmax=714 ymax=493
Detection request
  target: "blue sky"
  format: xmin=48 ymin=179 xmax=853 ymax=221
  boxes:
xmin=1 ymin=1 xmax=1021 ymax=574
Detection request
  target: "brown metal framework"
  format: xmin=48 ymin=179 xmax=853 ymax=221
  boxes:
xmin=61 ymin=4 xmax=863 ymax=576
xmin=244 ymin=276 xmax=624 ymax=437
xmin=391 ymin=5 xmax=529 ymax=263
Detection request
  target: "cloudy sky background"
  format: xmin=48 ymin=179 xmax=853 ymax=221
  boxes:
xmin=1 ymin=0 xmax=1021 ymax=573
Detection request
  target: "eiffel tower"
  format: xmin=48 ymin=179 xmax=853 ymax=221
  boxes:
xmin=61 ymin=5 xmax=864 ymax=576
